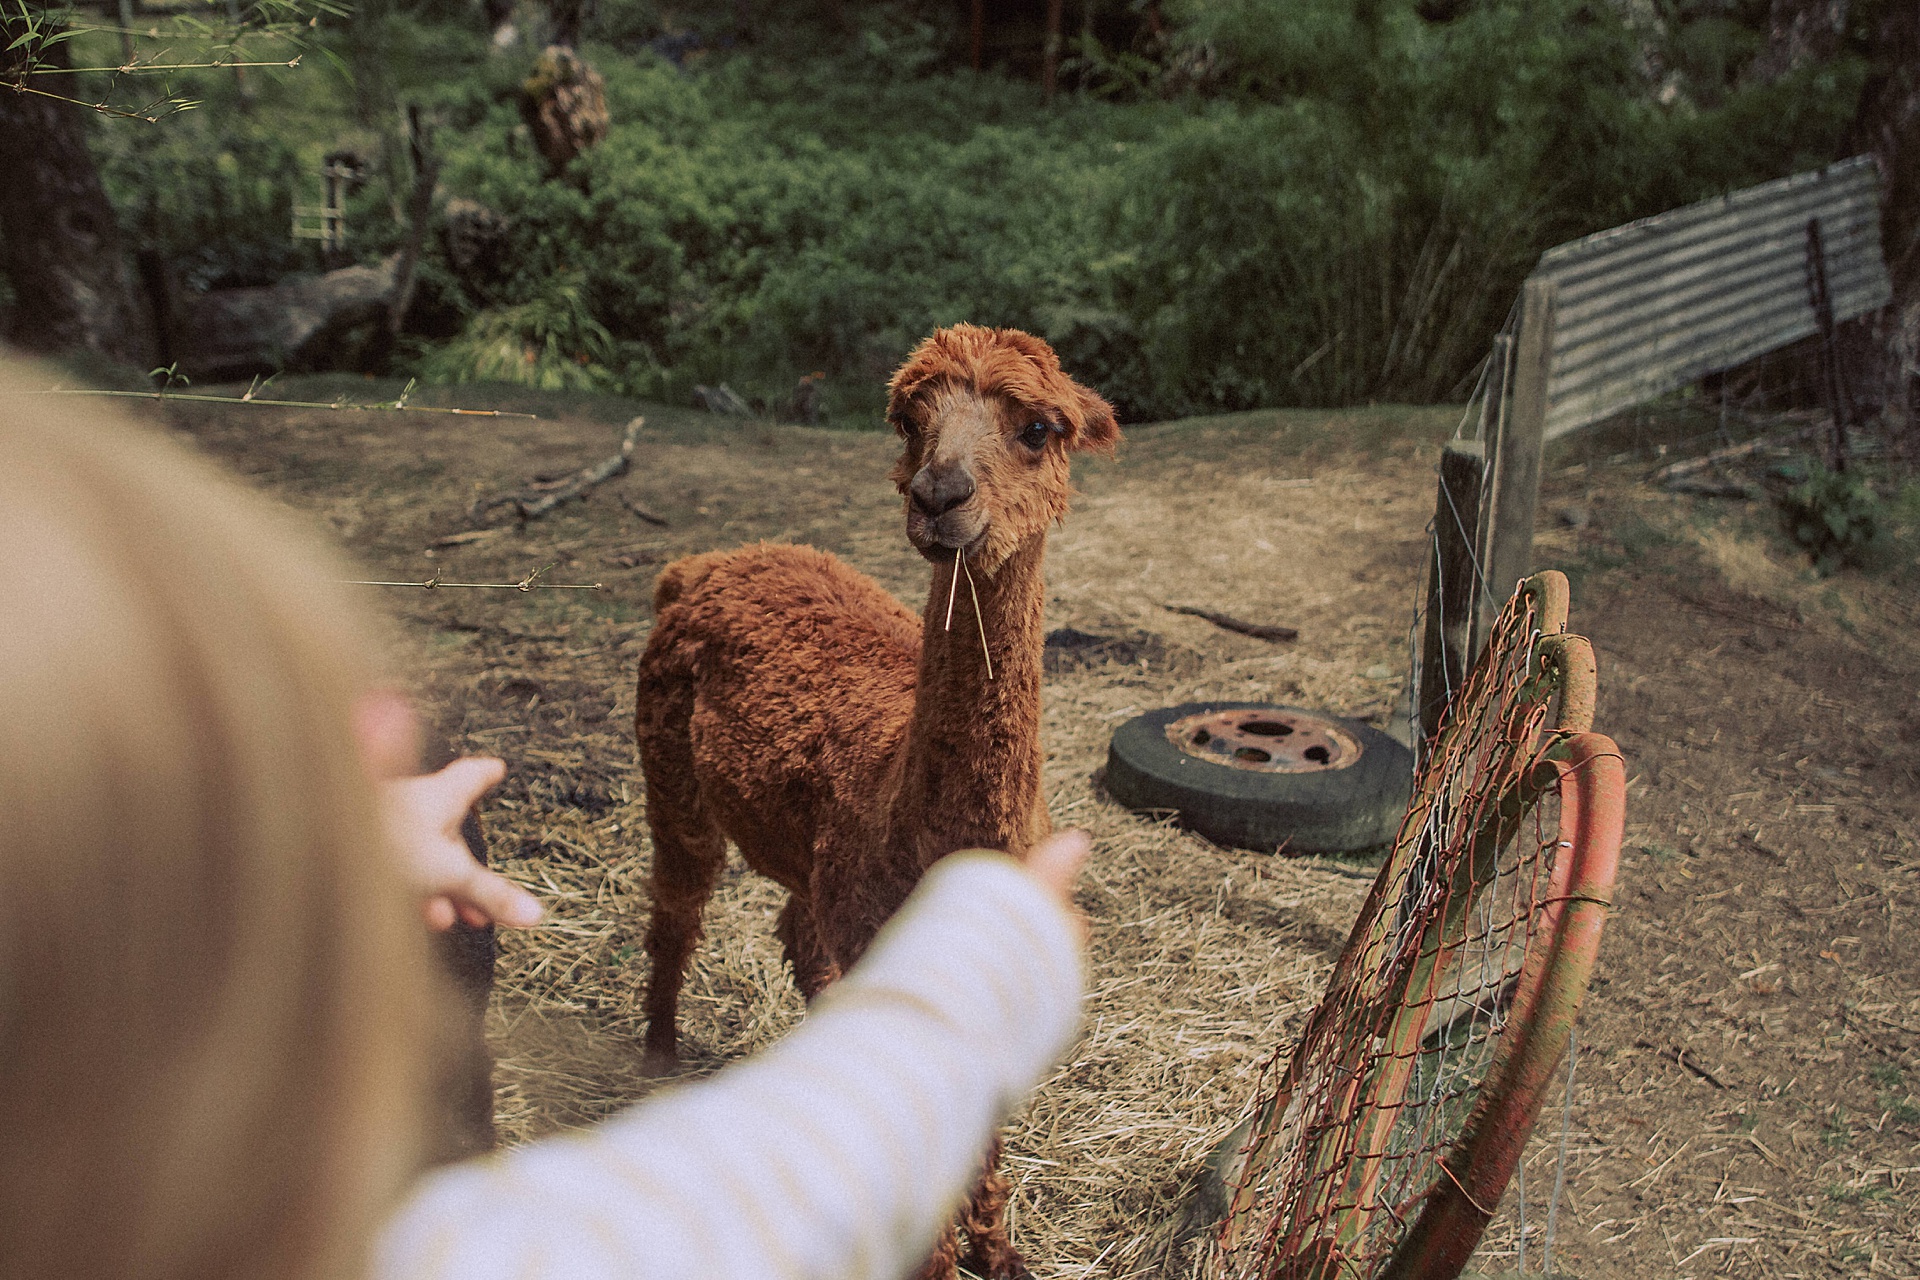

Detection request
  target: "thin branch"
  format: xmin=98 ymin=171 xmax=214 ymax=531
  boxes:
xmin=1634 ymin=1039 xmax=1730 ymax=1089
xmin=25 ymin=385 xmax=540 ymax=419
xmin=2 ymin=78 xmax=178 ymax=119
xmin=1163 ymin=603 xmax=1300 ymax=643
xmin=1648 ymin=424 xmax=1814 ymax=485
xmin=66 ymin=22 xmax=297 ymax=40
xmin=618 ymin=493 xmax=670 ymax=526
xmin=21 ymin=56 xmax=301 ymax=73
xmin=343 ymin=567 xmax=603 ymax=592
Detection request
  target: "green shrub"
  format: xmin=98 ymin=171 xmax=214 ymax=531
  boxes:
xmin=416 ymin=274 xmax=631 ymax=391
xmin=85 ymin=0 xmax=1872 ymax=419
xmin=433 ymin=53 xmax=1133 ymax=411
xmin=1779 ymin=462 xmax=1888 ymax=574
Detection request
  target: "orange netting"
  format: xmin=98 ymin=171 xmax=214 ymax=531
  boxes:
xmin=1213 ymin=571 xmax=1623 ymax=1280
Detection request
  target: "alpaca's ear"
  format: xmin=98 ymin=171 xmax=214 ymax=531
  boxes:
xmin=884 ymin=385 xmax=915 ymax=437
xmin=885 ymin=364 xmax=931 ymax=437
xmin=1069 ymin=383 xmax=1120 ymax=456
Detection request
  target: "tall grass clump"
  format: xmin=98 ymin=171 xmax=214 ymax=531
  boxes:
xmin=416 ymin=273 xmax=628 ymax=390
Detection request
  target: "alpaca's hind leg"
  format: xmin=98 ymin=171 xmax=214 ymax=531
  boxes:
xmin=640 ymin=798 xmax=724 ymax=1074
xmin=774 ymin=897 xmax=841 ymax=1001
xmin=637 ymin=685 xmax=726 ymax=1074
xmin=960 ymin=1140 xmax=1032 ymax=1280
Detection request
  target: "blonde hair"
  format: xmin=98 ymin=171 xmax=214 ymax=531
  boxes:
xmin=0 ymin=356 xmax=432 ymax=1280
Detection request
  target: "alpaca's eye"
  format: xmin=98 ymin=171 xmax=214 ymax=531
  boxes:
xmin=1018 ymin=422 xmax=1051 ymax=450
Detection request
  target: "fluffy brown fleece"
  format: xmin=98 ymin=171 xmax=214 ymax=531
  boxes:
xmin=633 ymin=324 xmax=1118 ymax=1280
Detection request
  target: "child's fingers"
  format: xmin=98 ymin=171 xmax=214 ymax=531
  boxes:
xmin=463 ymin=867 xmax=544 ymax=928
xmin=424 ymin=756 xmax=508 ymax=816
xmin=1023 ymin=829 xmax=1092 ymax=911
xmin=424 ymin=895 xmax=459 ymax=931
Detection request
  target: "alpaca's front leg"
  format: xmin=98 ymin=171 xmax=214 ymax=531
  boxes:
xmin=811 ymin=838 xmax=927 ymax=975
xmin=960 ymin=1139 xmax=1033 ymax=1280
xmin=773 ymin=897 xmax=840 ymax=1000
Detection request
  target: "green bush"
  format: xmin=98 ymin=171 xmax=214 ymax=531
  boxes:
xmin=433 ymin=52 xmax=1133 ymax=412
xmin=1779 ymin=462 xmax=1888 ymax=574
xmin=84 ymin=0 xmax=1872 ymax=419
xmin=415 ymin=273 xmax=632 ymax=391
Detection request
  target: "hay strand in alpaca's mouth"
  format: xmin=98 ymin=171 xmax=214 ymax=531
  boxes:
xmin=940 ymin=548 xmax=994 ymax=680
xmin=959 ymin=550 xmax=993 ymax=681
xmin=945 ymin=548 xmax=962 ymax=633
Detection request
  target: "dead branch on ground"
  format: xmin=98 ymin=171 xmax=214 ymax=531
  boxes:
xmin=471 ymin=416 xmax=643 ymax=527
xmin=1648 ymin=424 xmax=1815 ymax=486
xmin=1634 ymin=1039 xmax=1730 ymax=1089
xmin=620 ymin=492 xmax=670 ymax=526
xmin=1164 ymin=603 xmax=1299 ymax=643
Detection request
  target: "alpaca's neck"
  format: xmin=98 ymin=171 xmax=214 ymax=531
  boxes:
xmin=891 ymin=536 xmax=1050 ymax=867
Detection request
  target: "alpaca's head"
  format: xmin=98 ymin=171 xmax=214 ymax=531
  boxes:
xmin=886 ymin=325 xmax=1119 ymax=575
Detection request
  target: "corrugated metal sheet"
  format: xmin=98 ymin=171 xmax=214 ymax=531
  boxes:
xmin=1529 ymin=156 xmax=1892 ymax=439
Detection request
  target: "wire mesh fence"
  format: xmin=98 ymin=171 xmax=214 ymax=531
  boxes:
xmin=1210 ymin=572 xmax=1624 ymax=1280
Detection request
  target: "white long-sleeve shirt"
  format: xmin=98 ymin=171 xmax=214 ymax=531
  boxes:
xmin=376 ymin=851 xmax=1085 ymax=1280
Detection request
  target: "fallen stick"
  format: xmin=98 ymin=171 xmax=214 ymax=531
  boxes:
xmin=430 ymin=528 xmax=501 ymax=549
xmin=1648 ymin=424 xmax=1814 ymax=485
xmin=1164 ymin=604 xmax=1298 ymax=643
xmin=1664 ymin=477 xmax=1754 ymax=499
xmin=471 ymin=416 xmax=644 ymax=527
xmin=620 ymin=493 xmax=670 ymax=526
xmin=1635 ymin=1038 xmax=1729 ymax=1089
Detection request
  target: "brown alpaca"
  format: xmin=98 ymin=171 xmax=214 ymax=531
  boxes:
xmin=634 ymin=324 xmax=1118 ymax=1280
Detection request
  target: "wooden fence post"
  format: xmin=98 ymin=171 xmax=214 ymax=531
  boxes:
xmin=1419 ymin=440 xmax=1485 ymax=751
xmin=1479 ymin=278 xmax=1556 ymax=629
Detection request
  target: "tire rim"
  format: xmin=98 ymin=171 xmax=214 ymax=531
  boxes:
xmin=1164 ymin=708 xmax=1363 ymax=774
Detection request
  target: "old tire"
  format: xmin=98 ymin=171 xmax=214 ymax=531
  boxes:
xmin=1105 ymin=702 xmax=1413 ymax=854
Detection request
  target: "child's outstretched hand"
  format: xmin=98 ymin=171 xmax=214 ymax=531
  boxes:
xmin=1023 ymin=828 xmax=1091 ymax=940
xmin=383 ymin=757 xmax=543 ymax=931
xmin=356 ymin=691 xmax=543 ymax=932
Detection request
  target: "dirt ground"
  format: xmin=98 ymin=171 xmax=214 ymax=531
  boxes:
xmin=151 ymin=376 xmax=1918 ymax=1278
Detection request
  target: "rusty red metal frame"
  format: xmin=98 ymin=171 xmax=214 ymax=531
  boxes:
xmin=1211 ymin=571 xmax=1626 ymax=1280
xmin=1377 ymin=732 xmax=1625 ymax=1278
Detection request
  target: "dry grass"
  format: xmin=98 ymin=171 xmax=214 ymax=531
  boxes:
xmin=161 ymin=381 xmax=1918 ymax=1278
xmin=355 ymin=399 xmax=1447 ymax=1276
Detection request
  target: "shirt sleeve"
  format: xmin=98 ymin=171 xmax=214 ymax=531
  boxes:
xmin=374 ymin=850 xmax=1085 ymax=1280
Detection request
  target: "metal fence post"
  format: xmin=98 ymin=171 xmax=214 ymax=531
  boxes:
xmin=1479 ymin=279 xmax=1555 ymax=628
xmin=1468 ymin=334 xmax=1512 ymax=659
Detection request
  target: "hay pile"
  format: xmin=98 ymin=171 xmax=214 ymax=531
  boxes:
xmin=388 ymin=412 xmax=1443 ymax=1276
xmin=178 ymin=386 xmax=1920 ymax=1277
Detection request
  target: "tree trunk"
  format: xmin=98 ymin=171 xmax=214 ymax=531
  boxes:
xmin=546 ymin=0 xmax=587 ymax=48
xmin=1850 ymin=0 xmax=1920 ymax=452
xmin=1749 ymin=0 xmax=1852 ymax=82
xmin=0 ymin=14 xmax=156 ymax=369
xmin=1043 ymin=0 xmax=1064 ymax=101
xmin=1747 ymin=0 xmax=1917 ymax=451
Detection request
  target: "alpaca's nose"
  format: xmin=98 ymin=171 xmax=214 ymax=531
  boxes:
xmin=909 ymin=465 xmax=976 ymax=516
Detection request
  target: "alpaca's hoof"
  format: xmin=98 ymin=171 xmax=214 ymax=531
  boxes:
xmin=641 ymin=1046 xmax=679 ymax=1078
